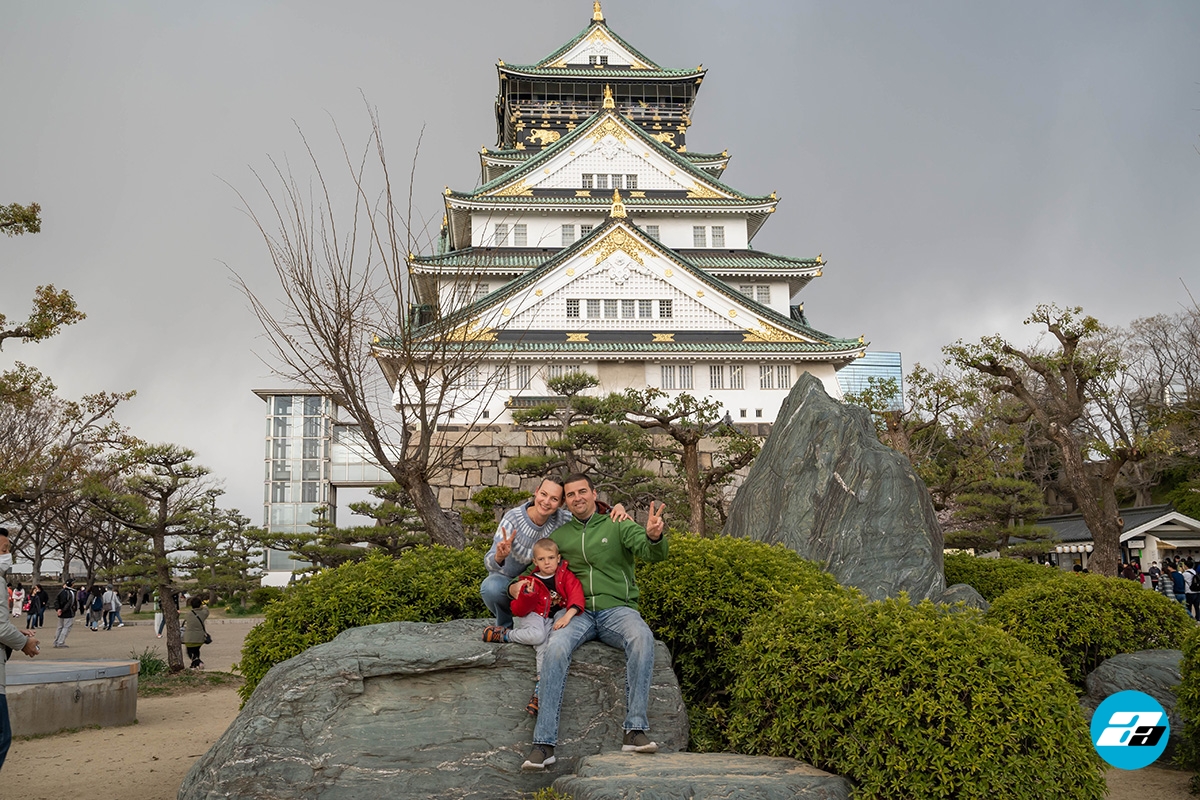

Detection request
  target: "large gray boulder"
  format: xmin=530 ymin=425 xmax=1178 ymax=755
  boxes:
xmin=179 ymin=619 xmax=688 ymax=800
xmin=1080 ymin=649 xmax=1183 ymax=764
xmin=554 ymin=752 xmax=854 ymax=799
xmin=726 ymin=372 xmax=947 ymax=602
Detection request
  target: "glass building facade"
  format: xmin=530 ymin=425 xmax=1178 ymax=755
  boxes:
xmin=255 ymin=390 xmax=394 ymax=578
xmin=835 ymin=351 xmax=904 ymax=410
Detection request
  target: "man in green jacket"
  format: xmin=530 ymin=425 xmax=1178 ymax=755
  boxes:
xmin=513 ymin=473 xmax=667 ymax=772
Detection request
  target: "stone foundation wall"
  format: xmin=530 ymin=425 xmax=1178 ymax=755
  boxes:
xmin=423 ymin=424 xmax=771 ymax=510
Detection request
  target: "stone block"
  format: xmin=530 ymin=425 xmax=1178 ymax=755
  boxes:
xmin=453 ymin=486 xmax=470 ymax=501
xmin=437 ymin=488 xmax=454 ymax=508
xmin=481 ymin=466 xmax=499 ymax=485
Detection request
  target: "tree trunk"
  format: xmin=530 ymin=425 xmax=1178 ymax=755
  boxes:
xmin=682 ymin=441 xmax=706 ymax=536
xmin=152 ymin=532 xmax=185 ymax=672
xmin=1052 ymin=432 xmax=1122 ymax=576
xmin=403 ymin=472 xmax=464 ymax=548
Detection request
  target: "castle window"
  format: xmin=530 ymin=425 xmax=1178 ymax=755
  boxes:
xmin=729 ymin=365 xmax=744 ymax=389
xmin=588 ymin=55 xmax=609 ymax=66
xmin=759 ymin=364 xmax=775 ymax=390
xmin=562 ymin=224 xmax=576 ymax=246
xmin=659 ymin=299 xmax=673 ymax=318
xmin=582 ymin=174 xmax=594 ymax=189
xmin=621 ymin=299 xmax=635 ymax=318
xmin=710 ymin=365 xmax=724 ymax=390
xmin=513 ymin=224 xmax=527 ymax=246
xmin=638 ymin=300 xmax=653 ymax=318
xmin=693 ymin=226 xmax=707 ymax=247
xmin=644 ymin=224 xmax=659 ymax=241
xmin=580 ymin=224 xmax=594 ymax=237
xmin=587 ymin=299 xmax=601 ymax=318
xmin=678 ymin=365 xmax=694 ymax=390
xmin=566 ymin=299 xmax=580 ymax=318
xmin=515 ymin=364 xmax=531 ymax=389
xmin=548 ymin=364 xmax=568 ymax=380
xmin=626 ymin=174 xmax=638 ymax=190
xmin=756 ymin=285 xmax=771 ymax=304
xmin=711 ymin=225 xmax=725 ymax=247
xmin=604 ymin=299 xmax=618 ymax=318
xmin=660 ymin=365 xmax=677 ymax=390
xmin=776 ymin=364 xmax=792 ymax=388
xmin=494 ymin=223 xmax=509 ymax=246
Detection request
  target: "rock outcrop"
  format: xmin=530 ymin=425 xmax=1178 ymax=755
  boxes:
xmin=179 ymin=619 xmax=688 ymax=800
xmin=554 ymin=752 xmax=854 ymax=799
xmin=726 ymin=372 xmax=949 ymax=602
xmin=1080 ymin=649 xmax=1183 ymax=764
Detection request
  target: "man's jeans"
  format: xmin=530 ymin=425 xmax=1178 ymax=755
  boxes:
xmin=481 ymin=573 xmax=515 ymax=628
xmin=533 ymin=606 xmax=655 ymax=747
xmin=54 ymin=616 xmax=73 ymax=647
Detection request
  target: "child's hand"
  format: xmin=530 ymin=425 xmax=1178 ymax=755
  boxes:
xmin=552 ymin=615 xmax=572 ymax=630
xmin=521 ymin=578 xmax=535 ymax=594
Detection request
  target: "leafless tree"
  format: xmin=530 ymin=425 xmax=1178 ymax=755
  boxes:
xmin=232 ymin=108 xmax=520 ymax=548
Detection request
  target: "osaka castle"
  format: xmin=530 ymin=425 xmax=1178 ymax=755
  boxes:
xmin=382 ymin=3 xmax=864 ymax=426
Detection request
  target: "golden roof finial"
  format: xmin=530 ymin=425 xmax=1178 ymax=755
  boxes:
xmin=610 ymin=188 xmax=626 ymax=219
xmin=816 ymin=253 xmax=823 ymax=264
xmin=602 ymin=84 xmax=615 ymax=109
xmin=593 ymin=1 xmax=604 ymax=22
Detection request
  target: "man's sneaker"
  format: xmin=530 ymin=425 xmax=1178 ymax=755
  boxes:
xmin=521 ymin=744 xmax=555 ymax=771
xmin=622 ymin=730 xmax=658 ymax=753
xmin=482 ymin=625 xmax=510 ymax=643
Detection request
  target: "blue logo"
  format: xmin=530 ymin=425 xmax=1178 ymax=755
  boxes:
xmin=1090 ymin=690 xmax=1169 ymax=770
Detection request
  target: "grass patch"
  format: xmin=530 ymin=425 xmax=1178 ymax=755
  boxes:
xmin=139 ymin=669 xmax=243 ymax=697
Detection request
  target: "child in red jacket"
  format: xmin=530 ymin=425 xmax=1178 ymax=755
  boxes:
xmin=482 ymin=538 xmax=584 ymax=714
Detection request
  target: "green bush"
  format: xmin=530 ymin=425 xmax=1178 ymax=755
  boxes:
xmin=1175 ymin=626 xmax=1200 ymax=786
xmin=726 ymin=593 xmax=1105 ymax=799
xmin=637 ymin=535 xmax=852 ymax=750
xmin=943 ymin=552 xmax=1059 ymax=601
xmin=131 ymin=646 xmax=168 ymax=678
xmin=235 ymin=548 xmax=487 ymax=702
xmin=985 ymin=572 xmax=1193 ymax=687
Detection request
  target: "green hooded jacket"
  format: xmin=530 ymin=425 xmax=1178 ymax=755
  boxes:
xmin=551 ymin=511 xmax=667 ymax=612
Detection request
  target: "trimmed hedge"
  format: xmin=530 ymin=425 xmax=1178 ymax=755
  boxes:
xmin=1175 ymin=625 xmax=1200 ymax=783
xmin=637 ymin=536 xmax=852 ymax=750
xmin=985 ymin=572 xmax=1193 ymax=687
xmin=726 ymin=593 xmax=1105 ymax=799
xmin=943 ymin=552 xmax=1059 ymax=601
xmin=235 ymin=548 xmax=487 ymax=701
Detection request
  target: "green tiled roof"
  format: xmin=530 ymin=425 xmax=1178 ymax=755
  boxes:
xmin=483 ymin=147 xmax=728 ymax=163
xmin=411 ymin=248 xmax=821 ymax=272
xmin=449 ymin=193 xmax=773 ymax=207
xmin=459 ymin=109 xmax=762 ymax=202
xmin=502 ymin=65 xmax=703 ymax=80
xmin=409 ymin=340 xmax=862 ymax=356
xmin=533 ymin=19 xmax=663 ymax=71
xmin=403 ymin=218 xmax=856 ymax=350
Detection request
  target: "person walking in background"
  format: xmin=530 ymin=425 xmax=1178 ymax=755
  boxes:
xmin=53 ymin=579 xmax=77 ymax=648
xmin=87 ymin=588 xmax=103 ymax=631
xmin=181 ymin=596 xmax=209 ymax=669
xmin=10 ymin=584 xmax=24 ymax=618
xmin=24 ymin=588 xmax=41 ymax=630
xmin=34 ymin=585 xmax=48 ymax=628
xmin=103 ymin=585 xmax=124 ymax=629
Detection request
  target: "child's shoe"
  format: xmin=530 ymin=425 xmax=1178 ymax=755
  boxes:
xmin=482 ymin=625 xmax=510 ymax=643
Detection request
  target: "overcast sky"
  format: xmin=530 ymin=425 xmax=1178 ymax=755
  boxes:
xmin=4 ymin=1 xmax=1199 ymax=523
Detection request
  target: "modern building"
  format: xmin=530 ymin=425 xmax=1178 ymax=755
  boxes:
xmin=375 ymin=3 xmax=864 ymax=426
xmin=835 ymin=351 xmax=903 ymax=410
xmin=254 ymin=389 xmax=391 ymax=585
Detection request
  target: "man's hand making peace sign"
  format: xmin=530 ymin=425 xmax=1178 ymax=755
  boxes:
xmin=645 ymin=501 xmax=666 ymax=541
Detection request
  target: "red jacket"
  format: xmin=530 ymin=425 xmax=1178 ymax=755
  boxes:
xmin=510 ymin=559 xmax=585 ymax=618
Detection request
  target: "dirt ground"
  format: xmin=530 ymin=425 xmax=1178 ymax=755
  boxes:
xmin=2 ymin=616 xmax=1194 ymax=799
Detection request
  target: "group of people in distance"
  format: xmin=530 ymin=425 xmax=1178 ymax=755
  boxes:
xmin=1149 ymin=558 xmax=1200 ymax=618
xmin=479 ymin=473 xmax=666 ymax=772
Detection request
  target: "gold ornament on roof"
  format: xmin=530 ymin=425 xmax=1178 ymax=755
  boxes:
xmin=603 ymin=85 xmax=615 ymax=109
xmin=567 ymin=332 xmax=590 ymax=342
xmin=587 ymin=118 xmax=630 ymax=144
xmin=534 ymin=289 xmax=543 ymax=297
xmin=581 ymin=228 xmax=649 ymax=267
xmin=652 ymin=333 xmax=675 ymax=342
xmin=444 ymin=320 xmax=497 ymax=343
xmin=492 ymin=179 xmax=533 ymax=197
xmin=816 ymin=253 xmax=824 ymax=264
xmin=593 ymin=1 xmax=604 ymax=21
xmin=743 ymin=323 xmax=804 ymax=344
xmin=687 ymin=182 xmax=722 ymax=199
xmin=610 ymin=188 xmax=627 ymax=218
